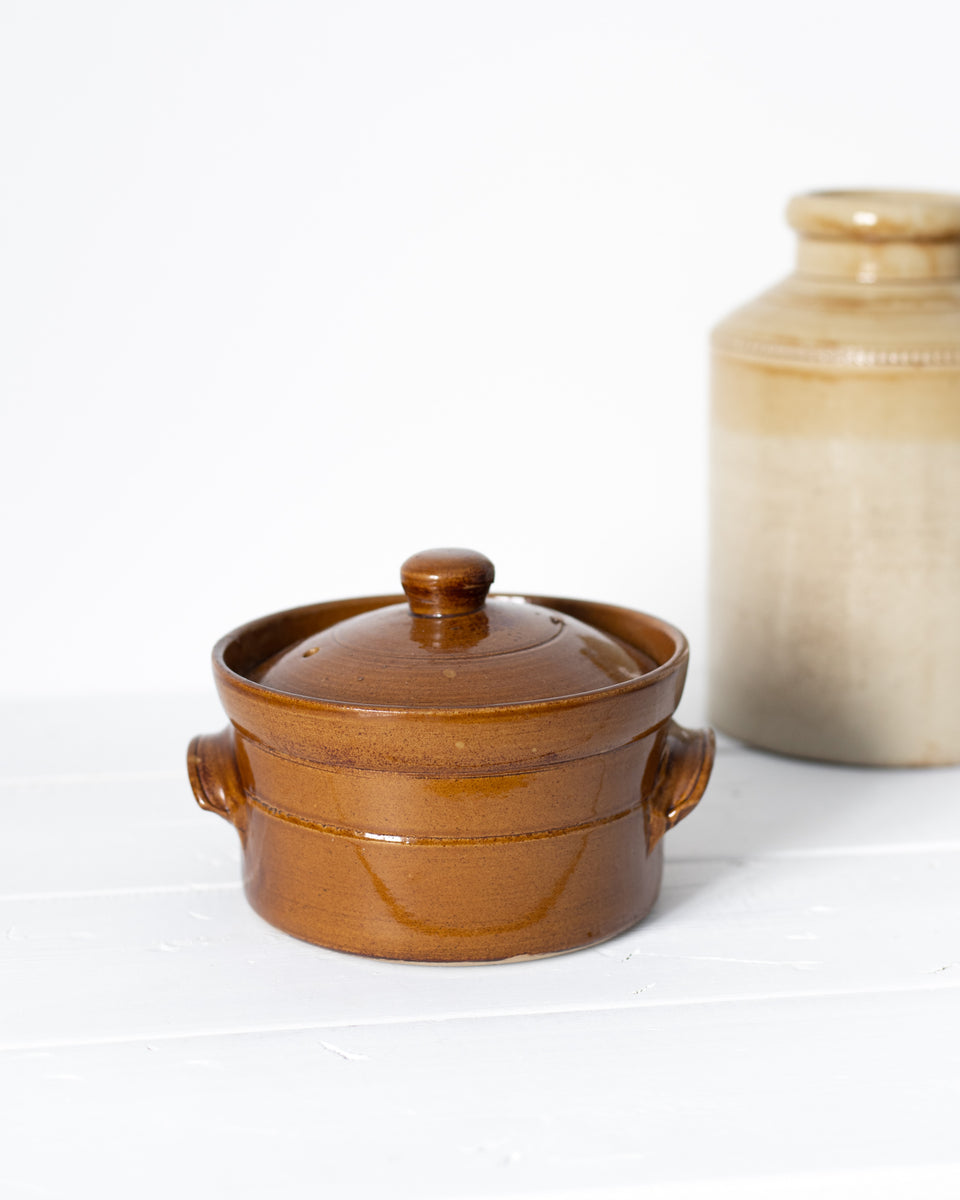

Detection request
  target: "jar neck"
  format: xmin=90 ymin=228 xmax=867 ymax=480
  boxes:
xmin=796 ymin=236 xmax=960 ymax=282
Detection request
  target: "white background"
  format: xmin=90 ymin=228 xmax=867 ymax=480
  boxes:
xmin=3 ymin=0 xmax=960 ymax=698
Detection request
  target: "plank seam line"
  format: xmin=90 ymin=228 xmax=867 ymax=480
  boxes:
xmin=3 ymin=981 xmax=959 ymax=1054
xmin=0 ymin=771 xmax=183 ymax=788
xmin=0 ymin=881 xmax=242 ymax=903
xmin=668 ymin=841 xmax=960 ymax=862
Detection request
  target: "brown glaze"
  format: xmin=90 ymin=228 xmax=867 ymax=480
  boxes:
xmin=254 ymin=557 xmax=650 ymax=707
xmin=400 ymin=547 xmax=495 ymax=616
xmin=188 ymin=550 xmax=714 ymax=962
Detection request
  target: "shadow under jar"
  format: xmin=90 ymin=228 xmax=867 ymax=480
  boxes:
xmin=188 ymin=549 xmax=714 ymax=962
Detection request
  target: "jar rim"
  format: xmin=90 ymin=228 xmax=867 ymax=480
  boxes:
xmin=787 ymin=189 xmax=960 ymax=242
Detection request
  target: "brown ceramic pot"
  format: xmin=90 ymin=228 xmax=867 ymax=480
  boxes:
xmin=188 ymin=549 xmax=714 ymax=962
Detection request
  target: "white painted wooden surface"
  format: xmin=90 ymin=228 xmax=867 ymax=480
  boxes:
xmin=2 ymin=692 xmax=959 ymax=1198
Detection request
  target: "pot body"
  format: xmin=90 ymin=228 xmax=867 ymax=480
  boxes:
xmin=189 ymin=594 xmax=714 ymax=962
xmin=710 ymin=191 xmax=960 ymax=765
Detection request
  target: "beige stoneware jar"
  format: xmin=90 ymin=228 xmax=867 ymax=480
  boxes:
xmin=710 ymin=189 xmax=960 ymax=766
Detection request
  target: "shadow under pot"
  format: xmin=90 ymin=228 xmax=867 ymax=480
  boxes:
xmin=188 ymin=549 xmax=715 ymax=963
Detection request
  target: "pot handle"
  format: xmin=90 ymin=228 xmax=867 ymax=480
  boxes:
xmin=187 ymin=727 xmax=247 ymax=831
xmin=645 ymin=720 xmax=716 ymax=851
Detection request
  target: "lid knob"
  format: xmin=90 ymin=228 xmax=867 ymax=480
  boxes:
xmin=401 ymin=548 xmax=495 ymax=618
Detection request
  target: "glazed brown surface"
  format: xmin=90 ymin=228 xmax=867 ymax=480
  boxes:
xmin=189 ymin=550 xmax=714 ymax=961
xmin=253 ymin=547 xmax=651 ymax=707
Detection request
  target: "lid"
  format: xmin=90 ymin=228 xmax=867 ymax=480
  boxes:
xmin=253 ymin=548 xmax=650 ymax=708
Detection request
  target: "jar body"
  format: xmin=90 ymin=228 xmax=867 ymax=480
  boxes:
xmin=710 ymin=193 xmax=960 ymax=765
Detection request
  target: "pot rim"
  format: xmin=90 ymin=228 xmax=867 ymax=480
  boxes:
xmin=212 ymin=591 xmax=689 ymax=718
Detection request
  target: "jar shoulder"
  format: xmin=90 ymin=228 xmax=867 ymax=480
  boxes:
xmin=712 ymin=274 xmax=960 ymax=358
